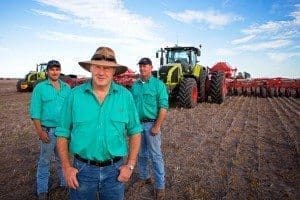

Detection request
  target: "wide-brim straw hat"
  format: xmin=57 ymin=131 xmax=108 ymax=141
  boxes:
xmin=78 ymin=47 xmax=127 ymax=75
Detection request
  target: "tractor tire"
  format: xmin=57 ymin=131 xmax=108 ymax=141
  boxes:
xmin=178 ymin=78 xmax=198 ymax=108
xmin=198 ymin=70 xmax=207 ymax=102
xmin=210 ymin=72 xmax=225 ymax=104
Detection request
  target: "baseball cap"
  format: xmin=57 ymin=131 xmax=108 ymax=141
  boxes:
xmin=138 ymin=57 xmax=152 ymax=65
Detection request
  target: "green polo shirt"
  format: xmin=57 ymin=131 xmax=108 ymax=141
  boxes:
xmin=131 ymin=76 xmax=169 ymax=120
xmin=55 ymin=81 xmax=142 ymax=161
xmin=30 ymin=79 xmax=71 ymax=127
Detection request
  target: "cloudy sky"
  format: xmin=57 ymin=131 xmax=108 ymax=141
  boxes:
xmin=0 ymin=0 xmax=299 ymax=78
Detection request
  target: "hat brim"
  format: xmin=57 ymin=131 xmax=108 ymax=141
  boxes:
xmin=78 ymin=60 xmax=128 ymax=75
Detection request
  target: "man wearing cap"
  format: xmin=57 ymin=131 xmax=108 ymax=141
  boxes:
xmin=30 ymin=60 xmax=71 ymax=199
xmin=56 ymin=46 xmax=142 ymax=200
xmin=131 ymin=57 xmax=168 ymax=199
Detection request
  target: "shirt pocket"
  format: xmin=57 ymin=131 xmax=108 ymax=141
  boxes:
xmin=109 ymin=114 xmax=127 ymax=134
xmin=143 ymin=91 xmax=156 ymax=107
xmin=73 ymin=109 xmax=97 ymax=133
xmin=106 ymin=114 xmax=128 ymax=154
xmin=41 ymin=94 xmax=56 ymax=120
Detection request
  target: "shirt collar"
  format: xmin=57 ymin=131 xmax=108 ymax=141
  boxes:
xmin=84 ymin=80 xmax=119 ymax=94
xmin=45 ymin=78 xmax=64 ymax=86
xmin=139 ymin=75 xmax=153 ymax=84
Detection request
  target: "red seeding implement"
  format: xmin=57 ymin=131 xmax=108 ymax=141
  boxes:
xmin=207 ymin=62 xmax=300 ymax=99
xmin=113 ymin=69 xmax=137 ymax=89
xmin=228 ymin=77 xmax=300 ymax=98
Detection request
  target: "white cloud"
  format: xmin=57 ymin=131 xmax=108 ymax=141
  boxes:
xmin=232 ymin=4 xmax=299 ymax=53
xmin=237 ymin=39 xmax=292 ymax=51
xmin=31 ymin=9 xmax=70 ymax=20
xmin=36 ymin=31 xmax=159 ymax=48
xmin=17 ymin=25 xmax=32 ymax=30
xmin=0 ymin=46 xmax=9 ymax=52
xmin=290 ymin=4 xmax=300 ymax=25
xmin=35 ymin=0 xmax=159 ymax=41
xmin=231 ymin=35 xmax=256 ymax=45
xmin=267 ymin=52 xmax=300 ymax=63
xmin=165 ymin=9 xmax=243 ymax=29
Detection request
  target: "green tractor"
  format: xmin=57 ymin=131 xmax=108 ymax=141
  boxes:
xmin=16 ymin=63 xmax=47 ymax=92
xmin=155 ymin=45 xmax=208 ymax=108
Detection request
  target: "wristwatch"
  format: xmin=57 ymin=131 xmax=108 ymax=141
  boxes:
xmin=126 ymin=164 xmax=134 ymax=170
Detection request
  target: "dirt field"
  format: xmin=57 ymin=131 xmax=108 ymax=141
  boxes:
xmin=0 ymin=80 xmax=299 ymax=200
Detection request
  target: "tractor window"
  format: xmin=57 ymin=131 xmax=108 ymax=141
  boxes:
xmin=166 ymin=50 xmax=189 ymax=64
xmin=190 ymin=52 xmax=197 ymax=66
xmin=39 ymin=64 xmax=47 ymax=72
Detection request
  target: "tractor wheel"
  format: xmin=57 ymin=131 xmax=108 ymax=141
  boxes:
xmin=198 ymin=70 xmax=207 ymax=102
xmin=210 ymin=72 xmax=225 ymax=104
xmin=178 ymin=78 xmax=198 ymax=108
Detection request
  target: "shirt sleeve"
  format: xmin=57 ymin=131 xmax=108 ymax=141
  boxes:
xmin=29 ymin=85 xmax=42 ymax=120
xmin=55 ymin=92 xmax=73 ymax=138
xmin=158 ymin=81 xmax=169 ymax=109
xmin=126 ymin=92 xmax=142 ymax=136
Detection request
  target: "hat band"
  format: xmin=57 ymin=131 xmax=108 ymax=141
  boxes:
xmin=92 ymin=54 xmax=116 ymax=62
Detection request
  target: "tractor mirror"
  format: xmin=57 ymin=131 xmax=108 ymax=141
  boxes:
xmin=156 ymin=52 xmax=159 ymax=58
xmin=197 ymin=50 xmax=201 ymax=56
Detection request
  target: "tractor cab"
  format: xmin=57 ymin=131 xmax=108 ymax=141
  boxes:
xmin=37 ymin=63 xmax=47 ymax=72
xmin=157 ymin=46 xmax=201 ymax=73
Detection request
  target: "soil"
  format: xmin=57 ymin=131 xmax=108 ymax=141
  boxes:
xmin=0 ymin=80 xmax=299 ymax=200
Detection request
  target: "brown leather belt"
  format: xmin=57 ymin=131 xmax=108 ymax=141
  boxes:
xmin=74 ymin=154 xmax=122 ymax=167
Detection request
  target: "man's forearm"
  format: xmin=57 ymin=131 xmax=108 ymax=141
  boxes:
xmin=126 ymin=134 xmax=141 ymax=166
xmin=32 ymin=119 xmax=43 ymax=135
xmin=154 ymin=108 xmax=168 ymax=128
xmin=56 ymin=137 xmax=71 ymax=170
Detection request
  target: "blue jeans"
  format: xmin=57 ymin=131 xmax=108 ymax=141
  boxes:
xmin=138 ymin=122 xmax=165 ymax=189
xmin=71 ymin=157 xmax=125 ymax=200
xmin=37 ymin=127 xmax=66 ymax=194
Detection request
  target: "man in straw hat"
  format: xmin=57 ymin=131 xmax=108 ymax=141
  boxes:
xmin=56 ymin=46 xmax=142 ymax=200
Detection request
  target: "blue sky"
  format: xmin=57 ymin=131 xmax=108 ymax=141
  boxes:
xmin=0 ymin=0 xmax=299 ymax=78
